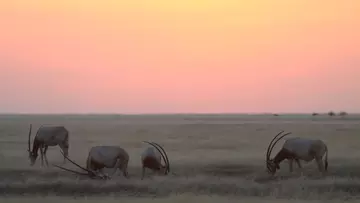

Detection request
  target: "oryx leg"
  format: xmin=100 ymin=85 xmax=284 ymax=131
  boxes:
xmin=99 ymin=168 xmax=108 ymax=177
xmin=60 ymin=145 xmax=69 ymax=164
xmin=141 ymin=167 xmax=146 ymax=180
xmin=107 ymin=159 xmax=121 ymax=178
xmin=288 ymin=159 xmax=294 ymax=172
xmin=315 ymin=156 xmax=325 ymax=173
xmin=295 ymin=158 xmax=304 ymax=175
xmin=43 ymin=146 xmax=49 ymax=167
xmin=120 ymin=160 xmax=129 ymax=178
xmin=39 ymin=146 xmax=44 ymax=167
xmin=109 ymin=158 xmax=129 ymax=178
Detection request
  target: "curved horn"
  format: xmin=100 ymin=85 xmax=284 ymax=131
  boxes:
xmin=151 ymin=142 xmax=170 ymax=173
xmin=35 ymin=125 xmax=43 ymax=137
xmin=266 ymin=130 xmax=284 ymax=160
xmin=28 ymin=124 xmax=32 ymax=152
xmin=52 ymin=164 xmax=89 ymax=176
xmin=59 ymin=150 xmax=96 ymax=176
xmin=143 ymin=141 xmax=168 ymax=172
xmin=268 ymin=132 xmax=292 ymax=159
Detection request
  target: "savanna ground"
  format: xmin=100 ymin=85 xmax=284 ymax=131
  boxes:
xmin=0 ymin=114 xmax=360 ymax=202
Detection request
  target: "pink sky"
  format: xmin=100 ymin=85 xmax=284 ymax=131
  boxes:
xmin=0 ymin=1 xmax=359 ymax=114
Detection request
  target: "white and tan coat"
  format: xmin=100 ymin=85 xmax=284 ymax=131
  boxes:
xmin=53 ymin=145 xmax=129 ymax=179
xmin=266 ymin=131 xmax=328 ymax=175
xmin=141 ymin=141 xmax=170 ymax=180
xmin=27 ymin=124 xmax=69 ymax=167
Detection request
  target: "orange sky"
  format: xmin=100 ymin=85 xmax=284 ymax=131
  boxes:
xmin=0 ymin=0 xmax=359 ymax=113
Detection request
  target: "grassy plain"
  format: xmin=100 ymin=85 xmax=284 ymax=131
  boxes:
xmin=0 ymin=114 xmax=359 ymax=202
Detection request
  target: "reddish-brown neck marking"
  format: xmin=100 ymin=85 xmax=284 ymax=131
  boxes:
xmin=273 ymin=148 xmax=297 ymax=164
xmin=31 ymin=138 xmax=42 ymax=156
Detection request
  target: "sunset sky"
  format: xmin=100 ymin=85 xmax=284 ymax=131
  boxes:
xmin=0 ymin=0 xmax=359 ymax=114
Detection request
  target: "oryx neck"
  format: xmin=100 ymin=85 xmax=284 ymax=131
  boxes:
xmin=273 ymin=148 xmax=294 ymax=164
xmin=31 ymin=138 xmax=41 ymax=155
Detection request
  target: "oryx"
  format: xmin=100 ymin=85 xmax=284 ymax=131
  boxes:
xmin=266 ymin=130 xmax=329 ymax=175
xmin=141 ymin=141 xmax=170 ymax=180
xmin=53 ymin=146 xmax=130 ymax=179
xmin=27 ymin=124 xmax=69 ymax=167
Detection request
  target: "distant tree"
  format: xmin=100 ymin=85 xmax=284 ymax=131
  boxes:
xmin=312 ymin=112 xmax=318 ymax=116
xmin=328 ymin=111 xmax=335 ymax=116
xmin=273 ymin=114 xmax=279 ymax=116
xmin=339 ymin=111 xmax=348 ymax=116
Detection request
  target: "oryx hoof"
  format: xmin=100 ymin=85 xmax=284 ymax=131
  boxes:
xmin=100 ymin=174 xmax=111 ymax=180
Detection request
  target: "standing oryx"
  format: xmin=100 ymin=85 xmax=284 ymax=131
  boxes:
xmin=266 ymin=131 xmax=329 ymax=175
xmin=141 ymin=141 xmax=170 ymax=180
xmin=53 ymin=145 xmax=130 ymax=179
xmin=27 ymin=124 xmax=69 ymax=167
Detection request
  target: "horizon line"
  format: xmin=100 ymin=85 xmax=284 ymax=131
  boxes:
xmin=0 ymin=112 xmax=358 ymax=116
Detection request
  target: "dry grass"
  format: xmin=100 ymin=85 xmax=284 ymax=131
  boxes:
xmin=0 ymin=114 xmax=359 ymax=202
xmin=3 ymin=195 xmax=360 ymax=203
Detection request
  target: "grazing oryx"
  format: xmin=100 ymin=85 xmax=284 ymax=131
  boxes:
xmin=266 ymin=131 xmax=329 ymax=175
xmin=141 ymin=141 xmax=170 ymax=180
xmin=53 ymin=146 xmax=130 ymax=179
xmin=27 ymin=124 xmax=69 ymax=167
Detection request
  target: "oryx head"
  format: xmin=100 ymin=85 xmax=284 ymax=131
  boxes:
xmin=143 ymin=141 xmax=170 ymax=175
xmin=266 ymin=130 xmax=291 ymax=175
xmin=27 ymin=124 xmax=37 ymax=166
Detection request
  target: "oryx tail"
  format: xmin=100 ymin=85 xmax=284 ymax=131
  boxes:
xmin=324 ymin=145 xmax=328 ymax=171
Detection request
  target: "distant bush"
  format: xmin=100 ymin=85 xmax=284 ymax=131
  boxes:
xmin=339 ymin=111 xmax=348 ymax=116
xmin=328 ymin=111 xmax=335 ymax=116
xmin=312 ymin=112 xmax=318 ymax=116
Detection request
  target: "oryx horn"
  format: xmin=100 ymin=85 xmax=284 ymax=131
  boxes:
xmin=28 ymin=124 xmax=32 ymax=152
xmin=143 ymin=141 xmax=170 ymax=172
xmin=266 ymin=131 xmax=292 ymax=161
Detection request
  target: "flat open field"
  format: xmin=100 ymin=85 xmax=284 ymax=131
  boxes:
xmin=0 ymin=114 xmax=360 ymax=202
